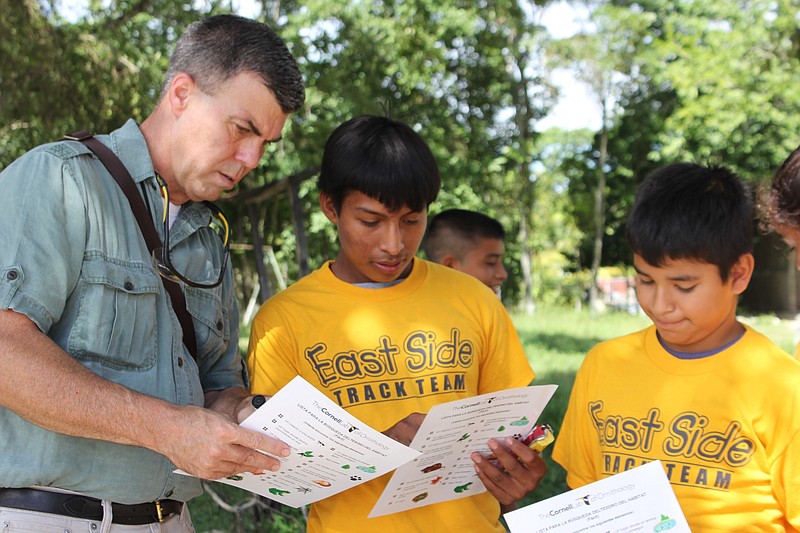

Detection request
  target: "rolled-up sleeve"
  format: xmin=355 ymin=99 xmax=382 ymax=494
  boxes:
xmin=0 ymin=144 xmax=88 ymax=333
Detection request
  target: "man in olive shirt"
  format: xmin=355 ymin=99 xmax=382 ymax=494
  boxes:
xmin=0 ymin=14 xmax=304 ymax=532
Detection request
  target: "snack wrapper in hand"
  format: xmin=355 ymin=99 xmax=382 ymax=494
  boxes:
xmin=486 ymin=424 xmax=555 ymax=461
xmin=520 ymin=424 xmax=555 ymax=454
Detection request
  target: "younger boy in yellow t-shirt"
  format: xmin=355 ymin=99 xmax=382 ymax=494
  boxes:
xmin=553 ymin=163 xmax=800 ymax=531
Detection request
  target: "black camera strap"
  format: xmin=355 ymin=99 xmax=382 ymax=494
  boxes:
xmin=64 ymin=131 xmax=198 ymax=360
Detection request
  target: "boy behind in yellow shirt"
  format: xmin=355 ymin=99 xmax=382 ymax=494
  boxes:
xmin=423 ymin=209 xmax=508 ymax=296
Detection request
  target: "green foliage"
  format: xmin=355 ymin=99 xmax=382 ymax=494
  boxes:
xmin=546 ymin=0 xmax=800 ymax=274
xmin=7 ymin=0 xmax=800 ymax=313
xmin=0 ymin=1 xmax=220 ymax=166
xmin=189 ymin=483 xmax=306 ymax=532
xmin=109 ymin=0 xmax=555 ymax=305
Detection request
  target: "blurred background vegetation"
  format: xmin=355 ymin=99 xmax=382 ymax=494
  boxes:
xmin=5 ymin=0 xmax=800 ymax=530
xmin=6 ymin=0 xmax=800 ymax=316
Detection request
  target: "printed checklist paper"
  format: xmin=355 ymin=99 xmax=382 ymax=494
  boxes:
xmin=369 ymin=384 xmax=558 ymax=517
xmin=181 ymin=376 xmax=421 ymax=508
xmin=504 ymin=460 xmax=691 ymax=533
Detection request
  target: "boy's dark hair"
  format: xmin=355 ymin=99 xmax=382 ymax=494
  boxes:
xmin=162 ymin=14 xmax=305 ymax=114
xmin=423 ymin=209 xmax=505 ymax=262
xmin=318 ymin=115 xmax=440 ymax=213
xmin=626 ymin=162 xmax=753 ymax=282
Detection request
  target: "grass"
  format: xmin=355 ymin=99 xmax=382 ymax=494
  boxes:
xmin=188 ymin=483 xmax=305 ymax=532
xmin=511 ymin=307 xmax=652 ymax=507
xmin=191 ymin=307 xmax=797 ymax=531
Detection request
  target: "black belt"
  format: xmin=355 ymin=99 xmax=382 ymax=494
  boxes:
xmin=0 ymin=488 xmax=183 ymax=525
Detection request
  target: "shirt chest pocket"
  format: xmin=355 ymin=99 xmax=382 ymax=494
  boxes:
xmin=69 ymin=258 xmax=160 ymax=370
xmin=184 ymin=285 xmax=230 ymax=357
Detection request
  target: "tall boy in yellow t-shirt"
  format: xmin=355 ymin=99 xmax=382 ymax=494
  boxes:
xmin=247 ymin=116 xmax=545 ymax=532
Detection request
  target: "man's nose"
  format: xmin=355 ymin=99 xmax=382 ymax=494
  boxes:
xmin=236 ymin=139 xmax=265 ymax=171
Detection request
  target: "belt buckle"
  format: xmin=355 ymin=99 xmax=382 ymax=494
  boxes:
xmin=155 ymin=500 xmax=165 ymax=523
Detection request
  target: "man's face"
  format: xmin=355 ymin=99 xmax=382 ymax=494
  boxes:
xmin=321 ymin=191 xmax=427 ymax=284
xmin=452 ymin=237 xmax=507 ymax=295
xmin=633 ymin=253 xmax=751 ymax=353
xmin=167 ymin=71 xmax=288 ymax=204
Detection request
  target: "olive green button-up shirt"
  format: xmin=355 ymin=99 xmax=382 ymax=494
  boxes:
xmin=0 ymin=120 xmax=243 ymax=503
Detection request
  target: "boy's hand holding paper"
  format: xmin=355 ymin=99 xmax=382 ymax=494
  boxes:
xmin=369 ymin=384 xmax=557 ymax=517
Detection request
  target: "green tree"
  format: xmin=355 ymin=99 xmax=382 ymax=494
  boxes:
xmin=0 ymin=1 xmax=211 ymax=165
xmin=530 ymin=128 xmax=588 ymax=306
xmin=551 ymin=3 xmax=655 ymax=308
xmin=237 ymin=0 xmax=558 ymax=308
xmin=561 ymin=0 xmax=800 ymax=281
xmin=648 ymin=0 xmax=800 ymax=176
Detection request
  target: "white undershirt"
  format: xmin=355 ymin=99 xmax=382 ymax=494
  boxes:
xmin=168 ymin=202 xmax=181 ymax=229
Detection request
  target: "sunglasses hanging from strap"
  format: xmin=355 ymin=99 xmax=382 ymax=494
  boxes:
xmin=64 ymin=130 xmax=199 ymax=360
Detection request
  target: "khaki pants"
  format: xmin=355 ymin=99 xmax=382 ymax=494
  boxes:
xmin=0 ymin=503 xmax=195 ymax=533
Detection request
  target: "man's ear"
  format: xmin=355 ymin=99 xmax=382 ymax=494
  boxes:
xmin=730 ymin=253 xmax=755 ymax=295
xmin=167 ymin=72 xmax=196 ymax=117
xmin=319 ymin=192 xmax=338 ymax=225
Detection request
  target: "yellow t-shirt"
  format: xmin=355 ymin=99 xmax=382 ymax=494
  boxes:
xmin=248 ymin=259 xmax=535 ymax=533
xmin=553 ymin=325 xmax=800 ymax=532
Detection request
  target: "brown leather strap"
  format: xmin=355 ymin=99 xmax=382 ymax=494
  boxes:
xmin=65 ymin=130 xmax=198 ymax=360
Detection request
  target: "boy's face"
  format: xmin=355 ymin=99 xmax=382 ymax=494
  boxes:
xmin=633 ymin=253 xmax=753 ymax=353
xmin=773 ymin=222 xmax=800 ymax=270
xmin=320 ymin=190 xmax=427 ymax=284
xmin=448 ymin=237 xmax=507 ymax=295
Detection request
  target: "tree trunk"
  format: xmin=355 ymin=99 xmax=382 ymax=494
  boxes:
xmin=588 ymin=118 xmax=609 ymax=313
xmin=504 ymin=24 xmax=537 ymax=314
xmin=289 ymin=174 xmax=310 ymax=278
xmin=248 ymin=204 xmax=272 ymax=303
xmin=518 ymin=204 xmax=535 ymax=314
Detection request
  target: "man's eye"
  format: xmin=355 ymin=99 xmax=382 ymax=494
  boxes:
xmin=677 ymin=285 xmax=697 ymax=293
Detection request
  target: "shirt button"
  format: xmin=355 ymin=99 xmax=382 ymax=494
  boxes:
xmin=177 ymin=357 xmax=184 ymax=367
xmin=216 ymin=321 xmax=224 ymax=331
xmin=124 ymin=281 xmax=133 ymax=290
xmin=165 ymin=489 xmax=174 ymax=498
xmin=6 ymin=270 xmax=18 ymax=281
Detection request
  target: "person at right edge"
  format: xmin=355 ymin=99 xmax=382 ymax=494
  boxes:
xmin=762 ymin=142 xmax=800 ymax=359
xmin=553 ymin=162 xmax=800 ymax=531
